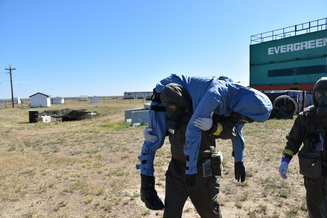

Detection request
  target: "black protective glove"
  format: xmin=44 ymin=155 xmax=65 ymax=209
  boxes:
xmin=234 ymin=162 xmax=246 ymax=183
xmin=140 ymin=174 xmax=164 ymax=210
xmin=185 ymin=174 xmax=197 ymax=187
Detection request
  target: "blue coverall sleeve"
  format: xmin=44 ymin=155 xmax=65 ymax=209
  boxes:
xmin=136 ymin=101 xmax=166 ymax=176
xmin=231 ymin=123 xmax=245 ymax=162
xmin=184 ymin=92 xmax=220 ymax=175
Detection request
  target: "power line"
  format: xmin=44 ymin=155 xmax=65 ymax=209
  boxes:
xmin=5 ymin=65 xmax=16 ymax=108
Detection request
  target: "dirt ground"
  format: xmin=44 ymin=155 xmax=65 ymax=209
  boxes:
xmin=0 ymin=99 xmax=308 ymax=218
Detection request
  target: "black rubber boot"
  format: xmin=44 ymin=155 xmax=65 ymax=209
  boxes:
xmin=140 ymin=174 xmax=164 ymax=210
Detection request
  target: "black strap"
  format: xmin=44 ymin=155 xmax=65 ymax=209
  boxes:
xmin=150 ymin=105 xmax=165 ymax=112
xmin=314 ymin=116 xmax=327 ymax=160
xmin=151 ymin=88 xmax=161 ymax=102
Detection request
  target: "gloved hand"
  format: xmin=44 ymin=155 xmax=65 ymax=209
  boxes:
xmin=140 ymin=174 xmax=164 ymax=210
xmin=194 ymin=117 xmax=213 ymax=131
xmin=185 ymin=174 xmax=197 ymax=187
xmin=143 ymin=127 xmax=158 ymax=143
xmin=279 ymin=161 xmax=289 ymax=180
xmin=234 ymin=162 xmax=246 ymax=183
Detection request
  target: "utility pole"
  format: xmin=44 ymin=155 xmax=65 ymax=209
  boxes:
xmin=5 ymin=65 xmax=16 ymax=108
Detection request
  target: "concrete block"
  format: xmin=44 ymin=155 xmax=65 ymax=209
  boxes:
xmin=124 ymin=109 xmax=133 ymax=121
xmin=131 ymin=110 xmax=149 ymax=125
xmin=125 ymin=108 xmax=149 ymax=122
xmin=41 ymin=115 xmax=52 ymax=123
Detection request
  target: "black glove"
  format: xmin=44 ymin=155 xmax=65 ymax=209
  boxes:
xmin=140 ymin=174 xmax=164 ymax=210
xmin=185 ymin=174 xmax=197 ymax=187
xmin=234 ymin=162 xmax=246 ymax=183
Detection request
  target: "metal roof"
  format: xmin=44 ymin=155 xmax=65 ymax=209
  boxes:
xmin=29 ymin=92 xmax=50 ymax=98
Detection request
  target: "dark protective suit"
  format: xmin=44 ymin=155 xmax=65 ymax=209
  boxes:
xmin=282 ymin=106 xmax=327 ymax=218
xmin=280 ymin=77 xmax=327 ymax=218
xmin=161 ymin=83 xmax=222 ymax=217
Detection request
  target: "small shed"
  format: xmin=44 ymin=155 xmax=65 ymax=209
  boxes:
xmin=14 ymin=97 xmax=22 ymax=104
xmin=52 ymin=97 xmax=65 ymax=104
xmin=29 ymin=92 xmax=51 ymax=108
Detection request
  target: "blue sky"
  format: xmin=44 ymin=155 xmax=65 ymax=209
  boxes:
xmin=0 ymin=0 xmax=326 ymax=98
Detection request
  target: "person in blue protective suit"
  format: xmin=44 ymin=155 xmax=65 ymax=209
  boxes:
xmin=136 ymin=74 xmax=272 ymax=217
xmin=279 ymin=77 xmax=327 ymax=218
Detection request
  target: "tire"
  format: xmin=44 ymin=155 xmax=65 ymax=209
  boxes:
xmin=272 ymin=95 xmax=298 ymax=119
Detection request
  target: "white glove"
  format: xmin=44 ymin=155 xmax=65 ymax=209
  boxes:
xmin=143 ymin=127 xmax=158 ymax=143
xmin=194 ymin=117 xmax=213 ymax=131
xmin=279 ymin=161 xmax=289 ymax=179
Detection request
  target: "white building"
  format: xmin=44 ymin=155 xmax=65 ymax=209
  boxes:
xmin=123 ymin=91 xmax=153 ymax=100
xmin=29 ymin=92 xmax=51 ymax=108
xmin=14 ymin=97 xmax=22 ymax=104
xmin=90 ymin=96 xmax=100 ymax=104
xmin=51 ymin=97 xmax=65 ymax=104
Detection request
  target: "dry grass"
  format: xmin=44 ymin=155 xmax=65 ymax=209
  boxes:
xmin=0 ymin=99 xmax=307 ymax=217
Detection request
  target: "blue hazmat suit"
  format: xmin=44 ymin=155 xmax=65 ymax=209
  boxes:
xmin=137 ymin=74 xmax=272 ymax=176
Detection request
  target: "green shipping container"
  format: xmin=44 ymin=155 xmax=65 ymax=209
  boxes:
xmin=250 ymin=18 xmax=327 ymax=91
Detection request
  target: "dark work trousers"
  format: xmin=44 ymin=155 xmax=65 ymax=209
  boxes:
xmin=304 ymin=176 xmax=327 ymax=218
xmin=163 ymin=158 xmax=222 ymax=218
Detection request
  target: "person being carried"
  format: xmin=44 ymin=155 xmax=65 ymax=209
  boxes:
xmin=137 ymin=74 xmax=272 ymax=217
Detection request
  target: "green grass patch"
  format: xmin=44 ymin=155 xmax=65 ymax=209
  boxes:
xmin=100 ymin=121 xmax=131 ymax=130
